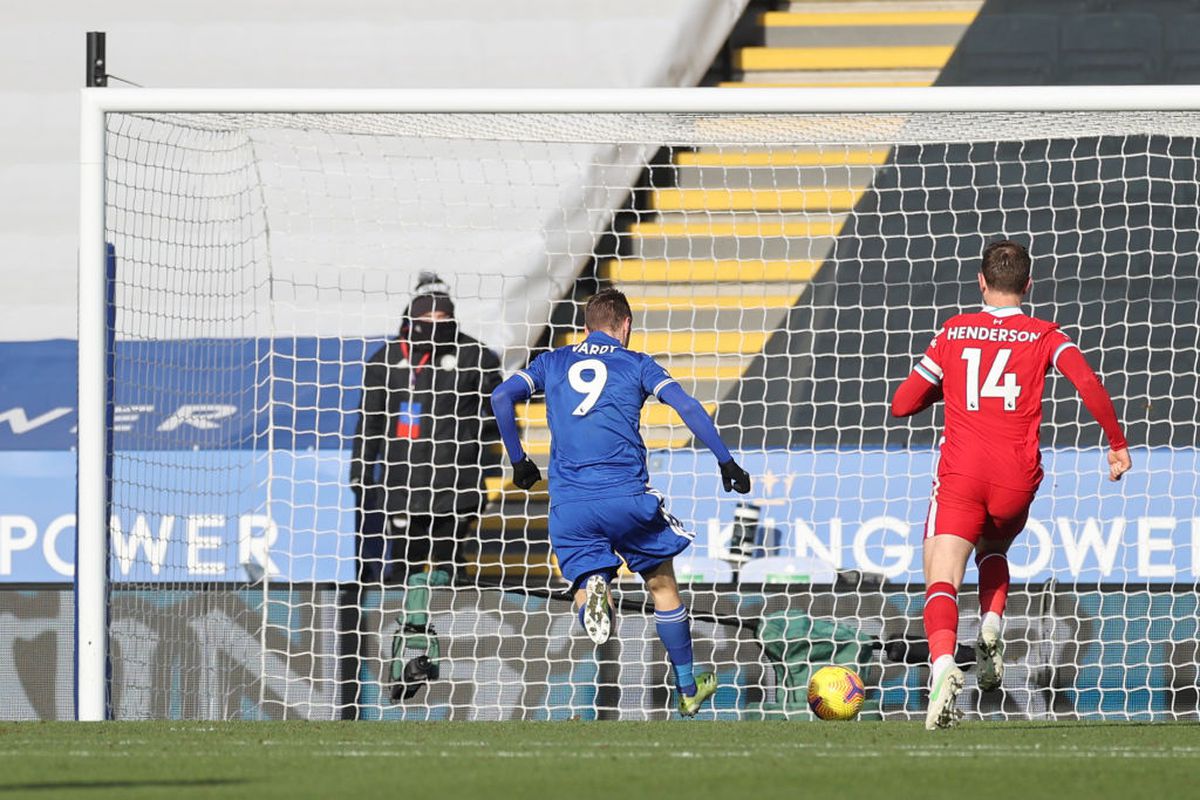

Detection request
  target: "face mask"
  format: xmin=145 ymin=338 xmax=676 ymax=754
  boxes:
xmin=407 ymin=319 xmax=457 ymax=347
xmin=432 ymin=321 xmax=458 ymax=345
xmin=407 ymin=319 xmax=435 ymax=344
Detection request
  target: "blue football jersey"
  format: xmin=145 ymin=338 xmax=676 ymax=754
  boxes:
xmin=516 ymin=330 xmax=677 ymax=505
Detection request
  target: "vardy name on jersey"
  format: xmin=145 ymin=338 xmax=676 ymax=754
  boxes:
xmin=517 ymin=331 xmax=677 ymax=506
xmin=573 ymin=341 xmax=620 ymax=356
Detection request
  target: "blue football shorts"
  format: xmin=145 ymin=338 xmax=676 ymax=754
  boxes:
xmin=549 ymin=489 xmax=694 ymax=590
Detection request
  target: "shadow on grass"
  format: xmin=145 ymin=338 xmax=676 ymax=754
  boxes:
xmin=0 ymin=779 xmax=248 ymax=792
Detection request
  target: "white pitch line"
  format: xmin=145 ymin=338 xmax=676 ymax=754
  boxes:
xmin=4 ymin=746 xmax=1196 ymax=761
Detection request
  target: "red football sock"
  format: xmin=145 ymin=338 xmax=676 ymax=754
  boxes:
xmin=976 ymin=552 xmax=1010 ymax=618
xmin=924 ymin=581 xmax=959 ymax=662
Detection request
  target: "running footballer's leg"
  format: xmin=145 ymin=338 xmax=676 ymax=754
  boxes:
xmin=573 ymin=572 xmax=616 ymax=645
xmin=552 ymin=502 xmax=620 ymax=645
xmin=974 ymin=537 xmax=1015 ymax=692
xmin=922 ymin=475 xmax=986 ymax=730
xmin=923 ymin=531 xmax=973 ymax=730
xmin=642 ymin=561 xmax=716 ymax=717
xmin=618 ymin=492 xmax=715 ymax=717
xmin=974 ymin=484 xmax=1033 ymax=692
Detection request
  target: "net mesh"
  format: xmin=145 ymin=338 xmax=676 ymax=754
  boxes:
xmin=99 ymin=108 xmax=1200 ymax=721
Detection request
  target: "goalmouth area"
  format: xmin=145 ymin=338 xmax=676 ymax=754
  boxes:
xmin=66 ymin=86 xmax=1200 ymax=725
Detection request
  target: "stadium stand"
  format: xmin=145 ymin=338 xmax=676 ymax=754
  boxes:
xmin=615 ymin=1 xmax=975 ymax=440
xmin=942 ymin=0 xmax=1200 ymax=84
xmin=937 ymin=14 xmax=1059 ymax=84
xmin=1164 ymin=14 xmax=1200 ymax=82
xmin=564 ymin=2 xmax=976 ymax=436
xmin=485 ymin=2 xmax=980 ymax=579
xmin=491 ymin=0 xmax=1200 ymax=578
xmin=986 ymin=0 xmax=1085 ymax=12
xmin=1059 ymin=13 xmax=1163 ymax=84
xmin=9 ymin=0 xmax=1200 ymax=725
xmin=714 ymin=2 xmax=1200 ymax=450
xmin=729 ymin=3 xmax=978 ymax=88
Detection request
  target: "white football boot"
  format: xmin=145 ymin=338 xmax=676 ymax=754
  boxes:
xmin=580 ymin=574 xmax=613 ymax=645
xmin=925 ymin=664 xmax=965 ymax=731
xmin=975 ymin=623 xmax=1005 ymax=692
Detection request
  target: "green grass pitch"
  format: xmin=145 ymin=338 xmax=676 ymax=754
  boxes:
xmin=2 ymin=721 xmax=1197 ymax=799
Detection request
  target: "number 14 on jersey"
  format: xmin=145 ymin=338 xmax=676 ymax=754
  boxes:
xmin=962 ymin=347 xmax=1022 ymax=411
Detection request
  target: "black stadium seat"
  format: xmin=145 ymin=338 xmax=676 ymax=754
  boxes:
xmin=944 ymin=15 xmax=1059 ymax=85
xmin=1059 ymin=13 xmax=1164 ymax=84
xmin=1087 ymin=0 xmax=1200 ymax=12
xmin=985 ymin=0 xmax=1085 ymax=13
xmin=1165 ymin=14 xmax=1200 ymax=82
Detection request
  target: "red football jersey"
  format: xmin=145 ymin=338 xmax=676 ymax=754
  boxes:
xmin=915 ymin=305 xmax=1075 ymax=491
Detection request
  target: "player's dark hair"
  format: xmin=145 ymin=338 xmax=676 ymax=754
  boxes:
xmin=584 ymin=288 xmax=632 ymax=333
xmin=980 ymin=240 xmax=1031 ymax=294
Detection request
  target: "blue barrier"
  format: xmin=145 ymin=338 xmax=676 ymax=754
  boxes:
xmin=0 ymin=338 xmax=376 ymax=451
xmin=652 ymin=448 xmax=1199 ymax=584
xmin=0 ymin=447 xmax=1193 ymax=584
xmin=1 ymin=339 xmax=1194 ymax=584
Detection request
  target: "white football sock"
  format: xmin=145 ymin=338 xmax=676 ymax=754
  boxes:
xmin=931 ymin=654 xmax=956 ymax=686
xmin=981 ymin=611 xmax=1003 ymax=635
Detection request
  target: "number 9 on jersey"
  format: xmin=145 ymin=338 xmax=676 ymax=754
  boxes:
xmin=568 ymin=358 xmax=608 ymax=416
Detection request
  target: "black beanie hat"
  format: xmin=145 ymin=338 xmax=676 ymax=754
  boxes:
xmin=405 ymin=272 xmax=455 ymax=319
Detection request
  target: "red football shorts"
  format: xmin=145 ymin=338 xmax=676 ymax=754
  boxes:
xmin=924 ymin=473 xmax=1037 ymax=544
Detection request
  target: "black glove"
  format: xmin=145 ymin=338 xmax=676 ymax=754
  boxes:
xmin=719 ymin=459 xmax=751 ymax=494
xmin=512 ymin=457 xmax=542 ymax=490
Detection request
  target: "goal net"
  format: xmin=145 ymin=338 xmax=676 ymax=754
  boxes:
xmin=81 ymin=91 xmax=1200 ymax=722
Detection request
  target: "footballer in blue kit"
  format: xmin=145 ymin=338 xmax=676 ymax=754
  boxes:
xmin=491 ymin=289 xmax=751 ymax=717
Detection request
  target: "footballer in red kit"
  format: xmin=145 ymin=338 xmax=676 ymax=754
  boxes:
xmin=891 ymin=240 xmax=1132 ymax=730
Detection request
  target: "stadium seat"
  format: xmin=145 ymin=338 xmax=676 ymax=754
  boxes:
xmin=673 ymin=557 xmax=735 ymax=584
xmin=738 ymin=556 xmax=838 ymax=585
xmin=943 ymin=15 xmax=1059 ymax=85
xmin=1086 ymin=0 xmax=1200 ymax=12
xmin=985 ymin=0 xmax=1085 ymax=13
xmin=1165 ymin=14 xmax=1200 ymax=82
xmin=1059 ymin=14 xmax=1163 ymax=84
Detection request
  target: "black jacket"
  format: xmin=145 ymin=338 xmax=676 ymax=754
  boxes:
xmin=350 ymin=332 xmax=503 ymax=516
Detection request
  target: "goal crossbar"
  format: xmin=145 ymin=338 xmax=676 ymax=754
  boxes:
xmin=80 ymin=85 xmax=1200 ymax=115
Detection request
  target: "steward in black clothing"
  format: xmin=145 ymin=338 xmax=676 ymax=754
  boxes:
xmin=349 ymin=274 xmax=503 ymax=581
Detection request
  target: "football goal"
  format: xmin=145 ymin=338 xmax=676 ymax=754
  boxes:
xmin=78 ymin=87 xmax=1200 ymax=721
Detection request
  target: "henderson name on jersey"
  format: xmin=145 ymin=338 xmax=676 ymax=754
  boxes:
xmin=895 ymin=305 xmax=1127 ymax=491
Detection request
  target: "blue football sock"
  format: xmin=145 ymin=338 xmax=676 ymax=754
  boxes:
xmin=654 ymin=604 xmax=696 ymax=696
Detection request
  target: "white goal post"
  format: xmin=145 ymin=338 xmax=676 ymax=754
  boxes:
xmin=78 ymin=86 xmax=1200 ymax=722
